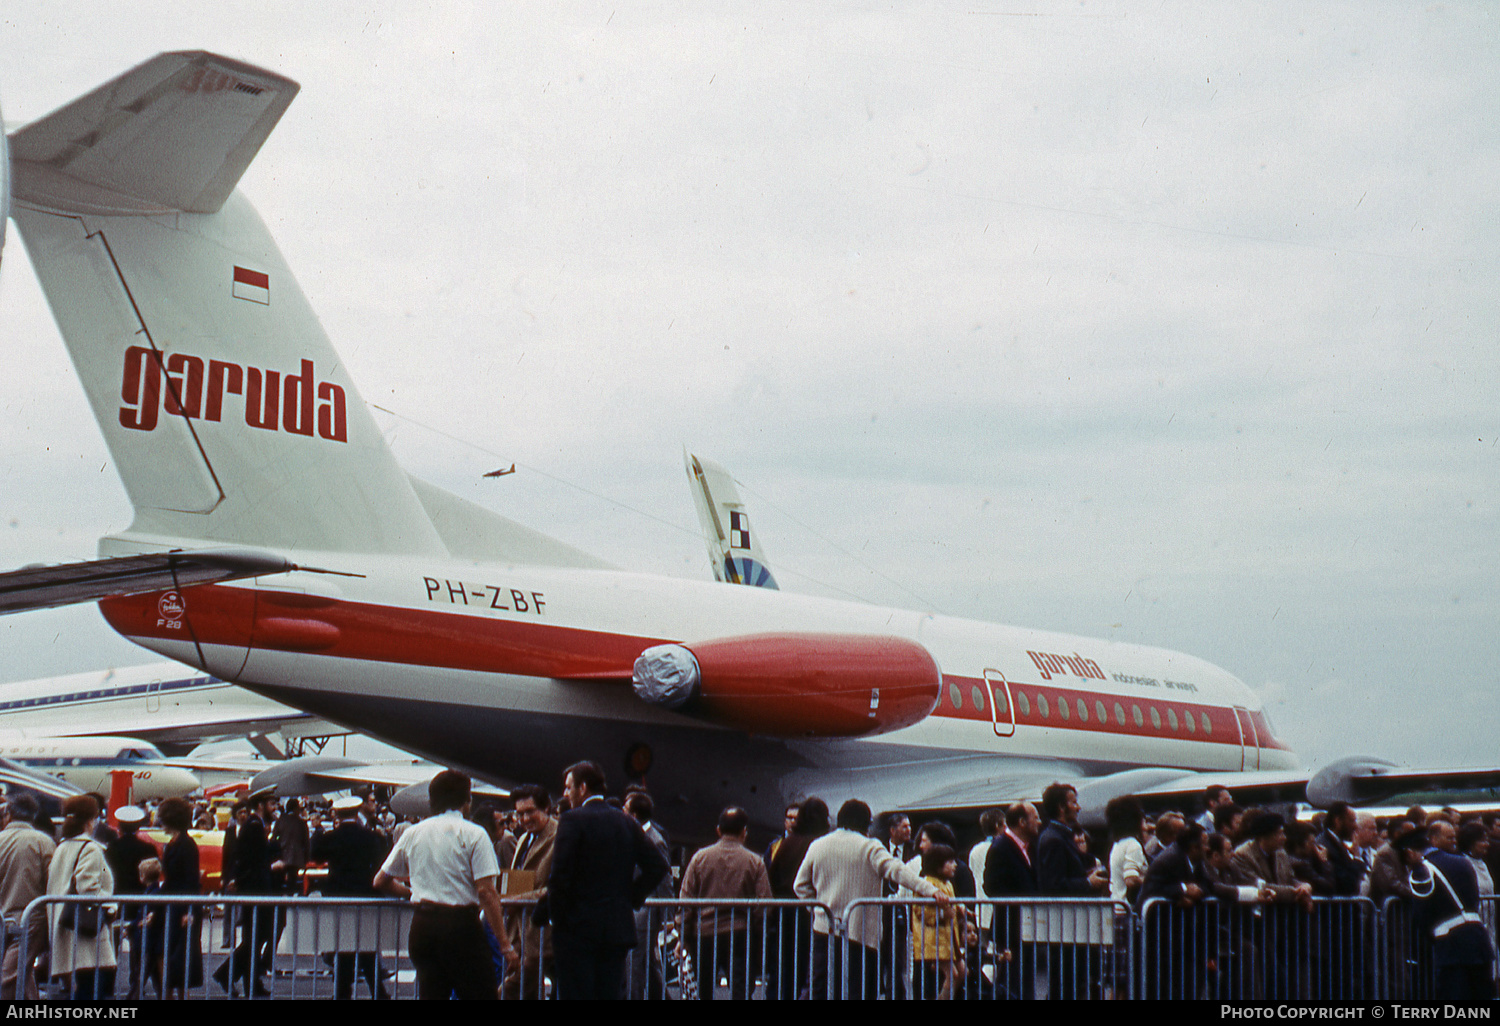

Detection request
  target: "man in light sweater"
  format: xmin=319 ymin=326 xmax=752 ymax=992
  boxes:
xmin=793 ymin=799 xmax=948 ymax=999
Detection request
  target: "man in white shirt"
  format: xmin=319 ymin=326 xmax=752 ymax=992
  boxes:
xmin=969 ymin=808 xmax=1003 ymax=936
xmin=794 ymin=799 xmax=947 ymax=999
xmin=375 ymin=770 xmax=516 ymax=999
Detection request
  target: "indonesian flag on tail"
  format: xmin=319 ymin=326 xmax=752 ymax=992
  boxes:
xmin=232 ymin=265 xmax=270 ymax=304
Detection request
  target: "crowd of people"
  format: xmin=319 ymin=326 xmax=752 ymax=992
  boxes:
xmin=1 ymin=770 xmax=1498 ymax=1001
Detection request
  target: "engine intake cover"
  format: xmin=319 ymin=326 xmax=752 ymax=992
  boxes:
xmin=633 ymin=632 xmax=941 ymax=738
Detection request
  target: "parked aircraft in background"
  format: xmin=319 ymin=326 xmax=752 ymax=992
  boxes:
xmin=0 ymin=662 xmax=347 ymax=757
xmin=4 ymin=51 xmax=1494 ymax=836
xmin=0 ymin=735 xmax=200 ymax=799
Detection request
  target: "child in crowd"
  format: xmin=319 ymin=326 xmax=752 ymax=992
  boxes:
xmin=911 ymin=845 xmax=969 ymax=999
xmin=139 ymin=858 xmax=164 ymax=999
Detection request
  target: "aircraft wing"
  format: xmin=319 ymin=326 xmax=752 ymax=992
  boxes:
xmin=0 ymin=548 xmax=293 ymax=615
xmin=1306 ymin=757 xmax=1500 ymax=807
xmin=781 ymin=749 xmax=1087 ymax=818
xmin=0 ymin=662 xmax=349 ymax=757
xmin=248 ymin=756 xmax=511 ymax=801
xmin=785 ymin=752 xmax=1311 ymax=827
xmin=115 ymin=712 xmax=346 ymax=752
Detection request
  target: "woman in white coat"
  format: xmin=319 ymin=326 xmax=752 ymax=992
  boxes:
xmin=47 ymin=795 xmax=116 ymax=1000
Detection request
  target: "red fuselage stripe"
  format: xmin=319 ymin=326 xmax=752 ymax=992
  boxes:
xmin=99 ymin=584 xmax=1285 ymax=749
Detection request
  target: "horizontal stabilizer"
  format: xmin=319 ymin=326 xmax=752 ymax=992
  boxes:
xmin=0 ymin=547 xmax=291 ymax=615
xmin=9 ymin=51 xmax=298 ymax=215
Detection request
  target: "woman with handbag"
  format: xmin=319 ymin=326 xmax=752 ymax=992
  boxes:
xmin=46 ymin=795 xmax=116 ymax=1000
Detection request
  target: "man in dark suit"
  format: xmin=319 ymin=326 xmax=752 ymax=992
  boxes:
xmin=984 ymin=801 xmax=1040 ymax=999
xmin=1317 ymin=802 xmax=1365 ymax=897
xmin=542 ymin=760 xmax=670 ymax=1000
xmin=1035 ymin=783 xmax=1107 ymax=999
xmin=1313 ymin=801 xmax=1368 ymax=999
xmin=214 ymin=788 xmax=280 ymax=997
xmin=1139 ymin=823 xmax=1213 ymax=998
xmin=876 ymin=812 xmax=912 ymax=1000
xmin=313 ymin=795 xmax=391 ymax=999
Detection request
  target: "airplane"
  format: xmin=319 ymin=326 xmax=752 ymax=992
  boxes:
xmin=0 ymin=661 xmax=348 ymax=757
xmin=0 ymin=660 xmax=506 ymax=807
xmin=1 ymin=50 xmax=1483 ymax=839
xmin=0 ymin=734 xmax=200 ymax=800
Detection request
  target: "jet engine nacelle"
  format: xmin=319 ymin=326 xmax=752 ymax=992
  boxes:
xmin=632 ymin=632 xmax=941 ymax=738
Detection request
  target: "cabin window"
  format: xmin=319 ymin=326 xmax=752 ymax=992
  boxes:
xmin=1057 ymin=696 xmax=1070 ymax=721
xmin=1076 ymin=698 xmax=1088 ymax=723
xmin=992 ymin=688 xmax=1007 ymax=715
xmin=1167 ymin=708 xmax=1178 ymax=731
xmin=1113 ymin=703 xmax=1126 ymax=726
xmin=1200 ymin=712 xmax=1212 ymax=735
xmin=1150 ymin=706 xmax=1162 ymax=730
xmin=1185 ymin=710 xmax=1196 ymax=734
xmin=1036 ymin=693 xmax=1049 ymax=719
xmin=949 ymin=683 xmax=962 ymax=710
xmin=1095 ymin=700 xmax=1107 ymax=724
xmin=1132 ymin=705 xmax=1144 ymax=728
xmin=1015 ymin=691 xmax=1030 ymax=717
xmin=971 ymin=686 xmax=986 ymax=712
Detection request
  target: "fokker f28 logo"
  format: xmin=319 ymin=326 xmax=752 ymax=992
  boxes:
xmin=118 ymin=346 xmax=348 ymax=442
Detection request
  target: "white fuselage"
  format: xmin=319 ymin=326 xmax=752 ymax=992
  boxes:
xmin=99 ymin=554 xmax=1297 ymax=826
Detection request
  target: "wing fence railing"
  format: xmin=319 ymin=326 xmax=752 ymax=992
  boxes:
xmin=20 ymin=893 xmax=415 ymax=1000
xmin=1380 ymin=894 xmax=1435 ymax=1000
xmin=1139 ymin=895 xmax=1377 ymax=1001
xmin=14 ymin=890 xmax=1485 ymax=999
xmin=842 ymin=896 xmax=1130 ymax=1000
xmin=632 ymin=897 xmax=833 ymax=1000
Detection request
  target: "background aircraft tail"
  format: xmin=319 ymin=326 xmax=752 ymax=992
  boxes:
xmin=685 ymin=451 xmax=778 ymax=589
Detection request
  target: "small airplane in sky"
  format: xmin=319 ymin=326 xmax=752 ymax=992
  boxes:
xmin=0 ymin=51 xmax=1489 ymax=835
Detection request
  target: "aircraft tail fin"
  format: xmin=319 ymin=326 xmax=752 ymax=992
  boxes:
xmin=685 ymin=451 xmax=778 ymax=589
xmin=7 ymin=52 xmax=447 ymax=557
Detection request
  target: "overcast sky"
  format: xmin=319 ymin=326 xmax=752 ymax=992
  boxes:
xmin=0 ymin=2 xmax=1496 ymax=772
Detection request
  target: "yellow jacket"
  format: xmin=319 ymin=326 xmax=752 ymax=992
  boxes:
xmin=909 ymin=877 xmax=959 ymax=962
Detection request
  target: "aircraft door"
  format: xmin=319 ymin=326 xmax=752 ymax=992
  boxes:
xmin=984 ymin=669 xmax=1016 ymax=738
xmin=146 ymin=678 xmax=161 ymax=714
xmin=1232 ymin=707 xmax=1261 ymax=771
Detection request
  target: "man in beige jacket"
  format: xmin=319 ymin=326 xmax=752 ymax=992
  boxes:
xmin=501 ymin=785 xmax=557 ymax=1000
xmin=0 ymin=795 xmax=54 ymax=999
xmin=794 ymin=799 xmax=948 ymax=999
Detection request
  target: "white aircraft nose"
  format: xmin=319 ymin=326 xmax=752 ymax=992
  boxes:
xmin=132 ymin=766 xmax=201 ymax=800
